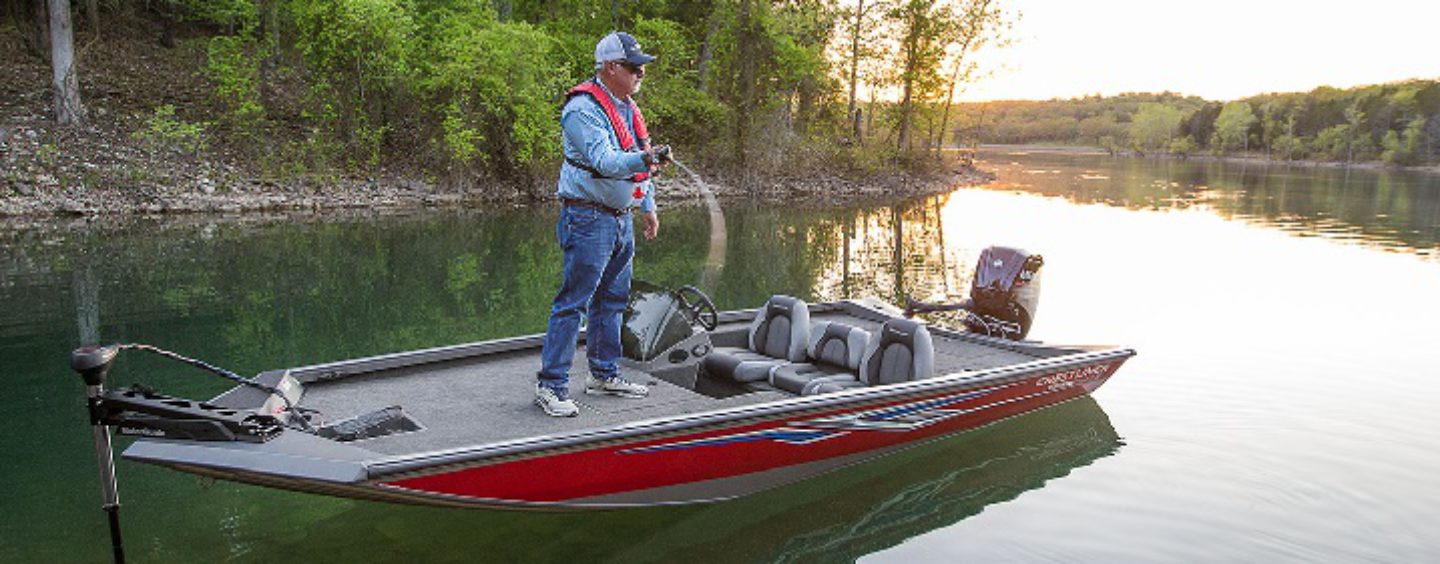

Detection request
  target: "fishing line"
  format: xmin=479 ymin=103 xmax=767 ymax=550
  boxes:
xmin=665 ymin=157 xmax=727 ymax=287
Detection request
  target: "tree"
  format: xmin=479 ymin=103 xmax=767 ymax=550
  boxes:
xmin=1128 ymin=103 xmax=1181 ymax=155
xmin=1343 ymin=101 xmax=1365 ymax=163
xmin=888 ymin=0 xmax=953 ymax=154
xmin=933 ymin=0 xmax=1011 ymax=156
xmin=84 ymin=0 xmax=98 ymax=37
xmin=1169 ymin=135 xmax=1197 ymax=158
xmin=841 ymin=0 xmax=886 ymax=140
xmin=49 ymin=0 xmax=85 ymax=125
xmin=1213 ymin=101 xmax=1255 ymax=154
xmin=28 ymin=0 xmax=50 ymax=60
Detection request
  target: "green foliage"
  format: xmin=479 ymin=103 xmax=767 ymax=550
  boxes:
xmin=1213 ymin=101 xmax=1256 ymax=153
xmin=160 ymin=0 xmax=1014 ymax=185
xmin=1129 ymin=103 xmax=1183 ymax=154
xmin=1311 ymin=124 xmax=1351 ymax=160
xmin=417 ymin=16 xmax=566 ymax=177
xmin=36 ymin=143 xmax=60 ymax=168
xmin=1381 ymin=117 xmax=1427 ymax=165
xmin=1168 ymin=136 xmax=1197 ymax=157
xmin=289 ymin=0 xmax=416 ymax=168
xmin=631 ymin=17 xmax=726 ymax=149
xmin=957 ymin=93 xmax=1204 ymax=146
xmin=955 ymin=80 xmax=1439 ymax=165
xmin=204 ymin=35 xmax=265 ymax=127
xmin=178 ymin=0 xmax=258 ymax=28
xmin=132 ymin=105 xmax=207 ymax=156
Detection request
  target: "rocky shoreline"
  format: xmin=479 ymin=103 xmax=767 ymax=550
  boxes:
xmin=2 ymin=81 xmax=990 ymax=220
xmin=0 ymin=118 xmax=990 ymax=220
xmin=1 ymin=115 xmax=992 ymax=219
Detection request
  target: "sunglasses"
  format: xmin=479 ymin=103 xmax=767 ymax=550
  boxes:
xmin=618 ymin=62 xmax=646 ymax=78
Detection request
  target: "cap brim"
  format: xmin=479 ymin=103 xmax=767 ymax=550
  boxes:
xmin=626 ymin=53 xmax=656 ymax=65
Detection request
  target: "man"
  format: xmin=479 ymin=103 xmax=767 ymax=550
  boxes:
xmin=535 ymin=31 xmax=670 ymax=417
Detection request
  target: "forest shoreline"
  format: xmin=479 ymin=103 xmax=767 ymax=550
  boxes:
xmin=0 ymin=115 xmax=993 ymax=219
xmin=975 ymin=144 xmax=1440 ymax=175
xmin=1 ymin=24 xmax=993 ymax=221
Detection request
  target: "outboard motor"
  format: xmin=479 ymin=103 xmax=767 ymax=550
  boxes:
xmin=965 ymin=246 xmax=1044 ymax=340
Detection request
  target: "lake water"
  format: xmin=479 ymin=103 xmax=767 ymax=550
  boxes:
xmin=2 ymin=149 xmax=1438 ymax=562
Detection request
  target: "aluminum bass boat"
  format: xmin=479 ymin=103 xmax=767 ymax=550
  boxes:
xmin=71 ymin=247 xmax=1134 ymax=510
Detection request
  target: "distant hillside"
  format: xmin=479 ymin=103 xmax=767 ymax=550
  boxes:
xmin=953 ymin=81 xmax=1440 ymax=165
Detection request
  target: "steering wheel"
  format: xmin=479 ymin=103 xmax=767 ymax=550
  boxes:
xmin=673 ymin=285 xmax=719 ymax=331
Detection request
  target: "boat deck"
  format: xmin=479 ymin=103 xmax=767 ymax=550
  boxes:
xmin=294 ymin=309 xmax=1063 ymax=457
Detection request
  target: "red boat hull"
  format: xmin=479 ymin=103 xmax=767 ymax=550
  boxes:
xmin=378 ymin=357 xmax=1129 ymax=508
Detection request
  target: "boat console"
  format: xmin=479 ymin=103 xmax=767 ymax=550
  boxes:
xmin=619 ymin=280 xmax=719 ymax=389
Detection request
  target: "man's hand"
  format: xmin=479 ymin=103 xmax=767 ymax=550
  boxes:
xmin=641 ymin=211 xmax=659 ymax=241
xmin=643 ymin=145 xmax=672 ymax=169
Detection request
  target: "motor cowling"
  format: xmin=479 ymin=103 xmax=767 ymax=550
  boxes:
xmin=965 ymin=246 xmax=1044 ymax=340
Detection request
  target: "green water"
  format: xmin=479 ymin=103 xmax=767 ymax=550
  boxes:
xmin=2 ymin=150 xmax=1438 ymax=562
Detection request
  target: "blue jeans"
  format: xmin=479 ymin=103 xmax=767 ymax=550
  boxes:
xmin=538 ymin=205 xmax=634 ymax=395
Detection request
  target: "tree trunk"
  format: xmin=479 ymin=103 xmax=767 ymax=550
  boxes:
xmin=159 ymin=0 xmax=176 ymax=48
xmin=84 ymin=0 xmax=97 ymax=38
xmin=847 ymin=0 xmax=864 ymax=120
xmin=896 ymin=9 xmax=922 ymax=154
xmin=31 ymin=0 xmax=50 ymax=60
xmin=696 ymin=11 xmax=719 ymax=93
xmin=259 ymin=0 xmax=280 ymax=105
xmin=852 ymin=107 xmax=864 ymax=144
xmin=897 ymin=81 xmax=913 ymax=152
xmin=49 ymin=0 xmax=84 ymax=125
xmin=733 ymin=0 xmax=756 ymax=187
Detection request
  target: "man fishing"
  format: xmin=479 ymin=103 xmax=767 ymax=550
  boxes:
xmin=535 ymin=31 xmax=671 ymax=417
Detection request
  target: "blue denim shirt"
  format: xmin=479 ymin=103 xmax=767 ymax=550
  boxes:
xmin=557 ymin=79 xmax=656 ymax=213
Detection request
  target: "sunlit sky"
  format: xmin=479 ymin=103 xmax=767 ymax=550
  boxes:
xmin=958 ymin=0 xmax=1438 ymax=102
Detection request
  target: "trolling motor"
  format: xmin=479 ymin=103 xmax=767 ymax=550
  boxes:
xmin=73 ymin=344 xmax=304 ymax=442
xmin=906 ymin=246 xmax=1045 ymax=340
xmin=67 ymin=344 xmax=308 ymax=564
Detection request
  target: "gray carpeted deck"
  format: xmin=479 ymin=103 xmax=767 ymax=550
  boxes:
xmin=297 ymin=311 xmax=1054 ymax=457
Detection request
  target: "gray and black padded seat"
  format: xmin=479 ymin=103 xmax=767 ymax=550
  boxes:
xmin=805 ymin=318 xmax=934 ymax=395
xmin=702 ymin=295 xmax=811 ymax=385
xmin=769 ymin=321 xmax=870 ymax=395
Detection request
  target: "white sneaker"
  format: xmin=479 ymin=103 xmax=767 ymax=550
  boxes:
xmin=586 ymin=374 xmax=649 ymax=398
xmin=535 ymin=385 xmax=579 ymax=417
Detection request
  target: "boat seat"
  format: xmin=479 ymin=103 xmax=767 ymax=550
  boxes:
xmin=703 ymin=295 xmax=810 ymax=383
xmin=770 ymin=321 xmax=869 ymax=395
xmin=805 ymin=318 xmax=934 ymax=395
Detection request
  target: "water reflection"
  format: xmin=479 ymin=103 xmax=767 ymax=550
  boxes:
xmin=979 ymin=149 xmax=1440 ymax=258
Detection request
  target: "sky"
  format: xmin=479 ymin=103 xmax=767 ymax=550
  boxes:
xmin=957 ymin=0 xmax=1439 ymax=102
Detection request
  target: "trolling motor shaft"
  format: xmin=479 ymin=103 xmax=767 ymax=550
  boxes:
xmin=70 ymin=345 xmax=126 ymax=564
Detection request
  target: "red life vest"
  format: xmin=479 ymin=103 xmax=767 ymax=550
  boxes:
xmin=565 ymin=80 xmax=651 ymax=197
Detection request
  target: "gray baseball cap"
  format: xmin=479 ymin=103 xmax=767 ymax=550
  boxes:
xmin=594 ymin=32 xmax=655 ymax=65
